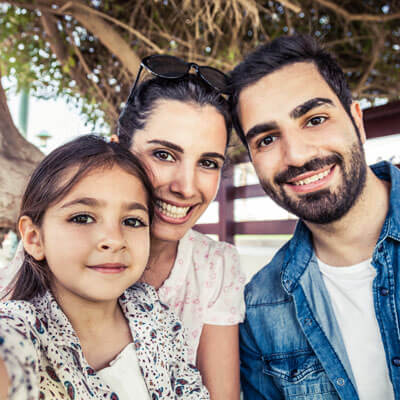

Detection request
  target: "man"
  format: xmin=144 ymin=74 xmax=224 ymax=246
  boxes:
xmin=231 ymin=34 xmax=400 ymax=399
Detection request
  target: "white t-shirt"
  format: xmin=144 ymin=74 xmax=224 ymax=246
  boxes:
xmin=317 ymin=257 xmax=394 ymax=400
xmin=157 ymin=229 xmax=246 ymax=364
xmin=97 ymin=343 xmax=151 ymax=400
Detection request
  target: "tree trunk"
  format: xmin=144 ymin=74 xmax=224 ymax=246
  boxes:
xmin=0 ymin=76 xmax=43 ymax=231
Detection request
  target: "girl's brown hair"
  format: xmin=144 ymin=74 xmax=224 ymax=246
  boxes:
xmin=9 ymin=134 xmax=154 ymax=301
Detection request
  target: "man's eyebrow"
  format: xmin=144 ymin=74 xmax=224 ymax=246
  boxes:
xmin=201 ymin=152 xmax=225 ymax=162
xmin=245 ymin=122 xmax=279 ymax=142
xmin=290 ymin=97 xmax=334 ymax=119
xmin=147 ymin=140 xmax=183 ymax=153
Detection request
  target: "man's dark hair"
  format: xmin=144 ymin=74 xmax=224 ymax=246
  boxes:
xmin=230 ymin=34 xmax=353 ymax=145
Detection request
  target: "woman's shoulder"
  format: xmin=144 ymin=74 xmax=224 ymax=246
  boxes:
xmin=182 ymin=229 xmax=239 ymax=257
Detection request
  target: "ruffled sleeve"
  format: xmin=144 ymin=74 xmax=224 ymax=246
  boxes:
xmin=203 ymin=242 xmax=246 ymax=325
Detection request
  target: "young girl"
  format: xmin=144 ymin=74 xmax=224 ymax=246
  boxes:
xmin=0 ymin=135 xmax=209 ymax=400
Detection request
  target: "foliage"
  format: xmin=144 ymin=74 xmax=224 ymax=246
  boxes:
xmin=0 ymin=0 xmax=399 ymax=133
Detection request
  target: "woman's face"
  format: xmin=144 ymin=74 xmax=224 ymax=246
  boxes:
xmin=131 ymin=99 xmax=227 ymax=243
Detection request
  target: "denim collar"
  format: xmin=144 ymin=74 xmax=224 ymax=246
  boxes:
xmin=281 ymin=161 xmax=400 ymax=294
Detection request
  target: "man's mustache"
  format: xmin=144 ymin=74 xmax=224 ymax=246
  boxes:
xmin=275 ymin=154 xmax=343 ymax=184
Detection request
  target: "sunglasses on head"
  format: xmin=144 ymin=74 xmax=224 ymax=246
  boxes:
xmin=126 ymin=54 xmax=230 ymax=103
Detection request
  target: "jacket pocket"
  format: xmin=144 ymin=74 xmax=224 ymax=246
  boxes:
xmin=263 ymin=351 xmax=340 ymax=399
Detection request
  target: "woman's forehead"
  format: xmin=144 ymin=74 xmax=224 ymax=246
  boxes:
xmin=132 ymin=99 xmax=227 ymax=152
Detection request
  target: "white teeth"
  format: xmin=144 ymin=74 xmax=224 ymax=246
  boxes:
xmin=293 ymin=169 xmax=330 ymax=186
xmin=156 ymin=200 xmax=191 ymax=219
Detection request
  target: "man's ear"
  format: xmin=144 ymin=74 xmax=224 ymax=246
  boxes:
xmin=350 ymin=102 xmax=367 ymax=144
xmin=19 ymin=216 xmax=45 ymax=261
xmin=110 ymin=134 xmax=119 ymax=143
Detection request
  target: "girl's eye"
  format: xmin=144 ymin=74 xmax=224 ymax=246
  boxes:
xmin=306 ymin=116 xmax=327 ymax=127
xmin=199 ymin=159 xmax=219 ymax=169
xmin=69 ymin=214 xmax=94 ymax=224
xmin=154 ymin=150 xmax=174 ymax=162
xmin=123 ymin=217 xmax=147 ymax=228
xmin=258 ymin=135 xmax=277 ymax=148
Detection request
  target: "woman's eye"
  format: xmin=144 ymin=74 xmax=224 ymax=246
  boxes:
xmin=69 ymin=214 xmax=94 ymax=224
xmin=306 ymin=116 xmax=327 ymax=127
xmin=258 ymin=135 xmax=276 ymax=148
xmin=199 ymin=159 xmax=219 ymax=169
xmin=123 ymin=217 xmax=147 ymax=228
xmin=154 ymin=150 xmax=174 ymax=162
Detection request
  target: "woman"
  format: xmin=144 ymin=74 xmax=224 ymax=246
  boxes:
xmin=115 ymin=55 xmax=245 ymax=399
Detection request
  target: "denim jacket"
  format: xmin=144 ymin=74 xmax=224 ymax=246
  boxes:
xmin=240 ymin=161 xmax=400 ymax=400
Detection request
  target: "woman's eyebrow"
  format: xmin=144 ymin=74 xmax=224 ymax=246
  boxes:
xmin=202 ymin=152 xmax=225 ymax=162
xmin=147 ymin=139 xmax=183 ymax=153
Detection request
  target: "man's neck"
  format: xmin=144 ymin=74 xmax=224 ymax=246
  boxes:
xmin=306 ymin=169 xmax=391 ymax=266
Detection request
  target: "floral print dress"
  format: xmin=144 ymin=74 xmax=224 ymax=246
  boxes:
xmin=0 ymin=283 xmax=209 ymax=400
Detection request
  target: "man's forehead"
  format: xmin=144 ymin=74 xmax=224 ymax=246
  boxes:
xmin=238 ymin=62 xmax=338 ymax=126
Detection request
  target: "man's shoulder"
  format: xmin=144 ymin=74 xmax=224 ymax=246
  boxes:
xmin=244 ymin=241 xmax=292 ymax=307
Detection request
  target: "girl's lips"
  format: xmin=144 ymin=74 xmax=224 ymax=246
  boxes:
xmin=87 ymin=264 xmax=127 ymax=274
xmin=286 ymin=165 xmax=336 ymax=194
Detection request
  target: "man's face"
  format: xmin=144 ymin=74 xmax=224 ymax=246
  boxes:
xmin=238 ymin=62 xmax=368 ymax=224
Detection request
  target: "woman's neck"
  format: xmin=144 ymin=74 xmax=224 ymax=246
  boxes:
xmin=141 ymin=237 xmax=179 ymax=289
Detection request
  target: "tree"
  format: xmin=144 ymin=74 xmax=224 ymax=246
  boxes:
xmin=0 ymin=0 xmax=400 ymax=228
xmin=0 ymin=73 xmax=43 ymax=231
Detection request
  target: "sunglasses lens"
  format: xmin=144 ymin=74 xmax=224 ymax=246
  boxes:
xmin=145 ymin=55 xmax=189 ymax=78
xmin=199 ymin=66 xmax=230 ymax=93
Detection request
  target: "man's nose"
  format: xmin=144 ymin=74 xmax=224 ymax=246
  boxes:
xmin=282 ymin=128 xmax=319 ymax=167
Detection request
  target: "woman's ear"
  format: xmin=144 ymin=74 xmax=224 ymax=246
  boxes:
xmin=19 ymin=216 xmax=45 ymax=261
xmin=110 ymin=134 xmax=119 ymax=143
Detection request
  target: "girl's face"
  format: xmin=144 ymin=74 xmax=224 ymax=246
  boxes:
xmin=28 ymin=165 xmax=150 ymax=303
xmin=131 ymin=100 xmax=227 ymax=243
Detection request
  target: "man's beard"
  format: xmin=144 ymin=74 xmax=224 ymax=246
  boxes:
xmin=260 ymin=141 xmax=367 ymax=224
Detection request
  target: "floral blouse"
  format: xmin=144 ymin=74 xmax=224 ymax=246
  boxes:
xmin=0 ymin=283 xmax=209 ymax=400
xmin=158 ymin=229 xmax=246 ymax=363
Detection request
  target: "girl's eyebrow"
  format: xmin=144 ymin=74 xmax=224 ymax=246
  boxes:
xmin=61 ymin=197 xmax=98 ymax=208
xmin=61 ymin=197 xmax=148 ymax=212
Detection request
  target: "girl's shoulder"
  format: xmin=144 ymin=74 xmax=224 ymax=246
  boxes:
xmin=121 ymin=283 xmax=183 ymax=335
xmin=0 ymin=299 xmax=38 ymax=322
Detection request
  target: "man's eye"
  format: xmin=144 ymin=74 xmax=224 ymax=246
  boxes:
xmin=69 ymin=214 xmax=94 ymax=224
xmin=154 ymin=150 xmax=174 ymax=162
xmin=258 ymin=136 xmax=276 ymax=147
xmin=199 ymin=159 xmax=219 ymax=169
xmin=123 ymin=218 xmax=147 ymax=228
xmin=306 ymin=116 xmax=327 ymax=127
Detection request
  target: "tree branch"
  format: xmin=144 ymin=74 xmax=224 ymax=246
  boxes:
xmin=314 ymin=0 xmax=400 ymax=22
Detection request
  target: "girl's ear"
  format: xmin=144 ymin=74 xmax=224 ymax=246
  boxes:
xmin=19 ymin=216 xmax=45 ymax=261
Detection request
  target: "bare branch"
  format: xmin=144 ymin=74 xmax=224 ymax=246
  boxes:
xmin=314 ymin=0 xmax=400 ymax=22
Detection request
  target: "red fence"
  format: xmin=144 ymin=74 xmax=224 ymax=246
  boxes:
xmin=195 ymin=101 xmax=400 ymax=244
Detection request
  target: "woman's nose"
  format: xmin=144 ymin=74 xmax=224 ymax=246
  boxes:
xmin=170 ymin=165 xmax=197 ymax=198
